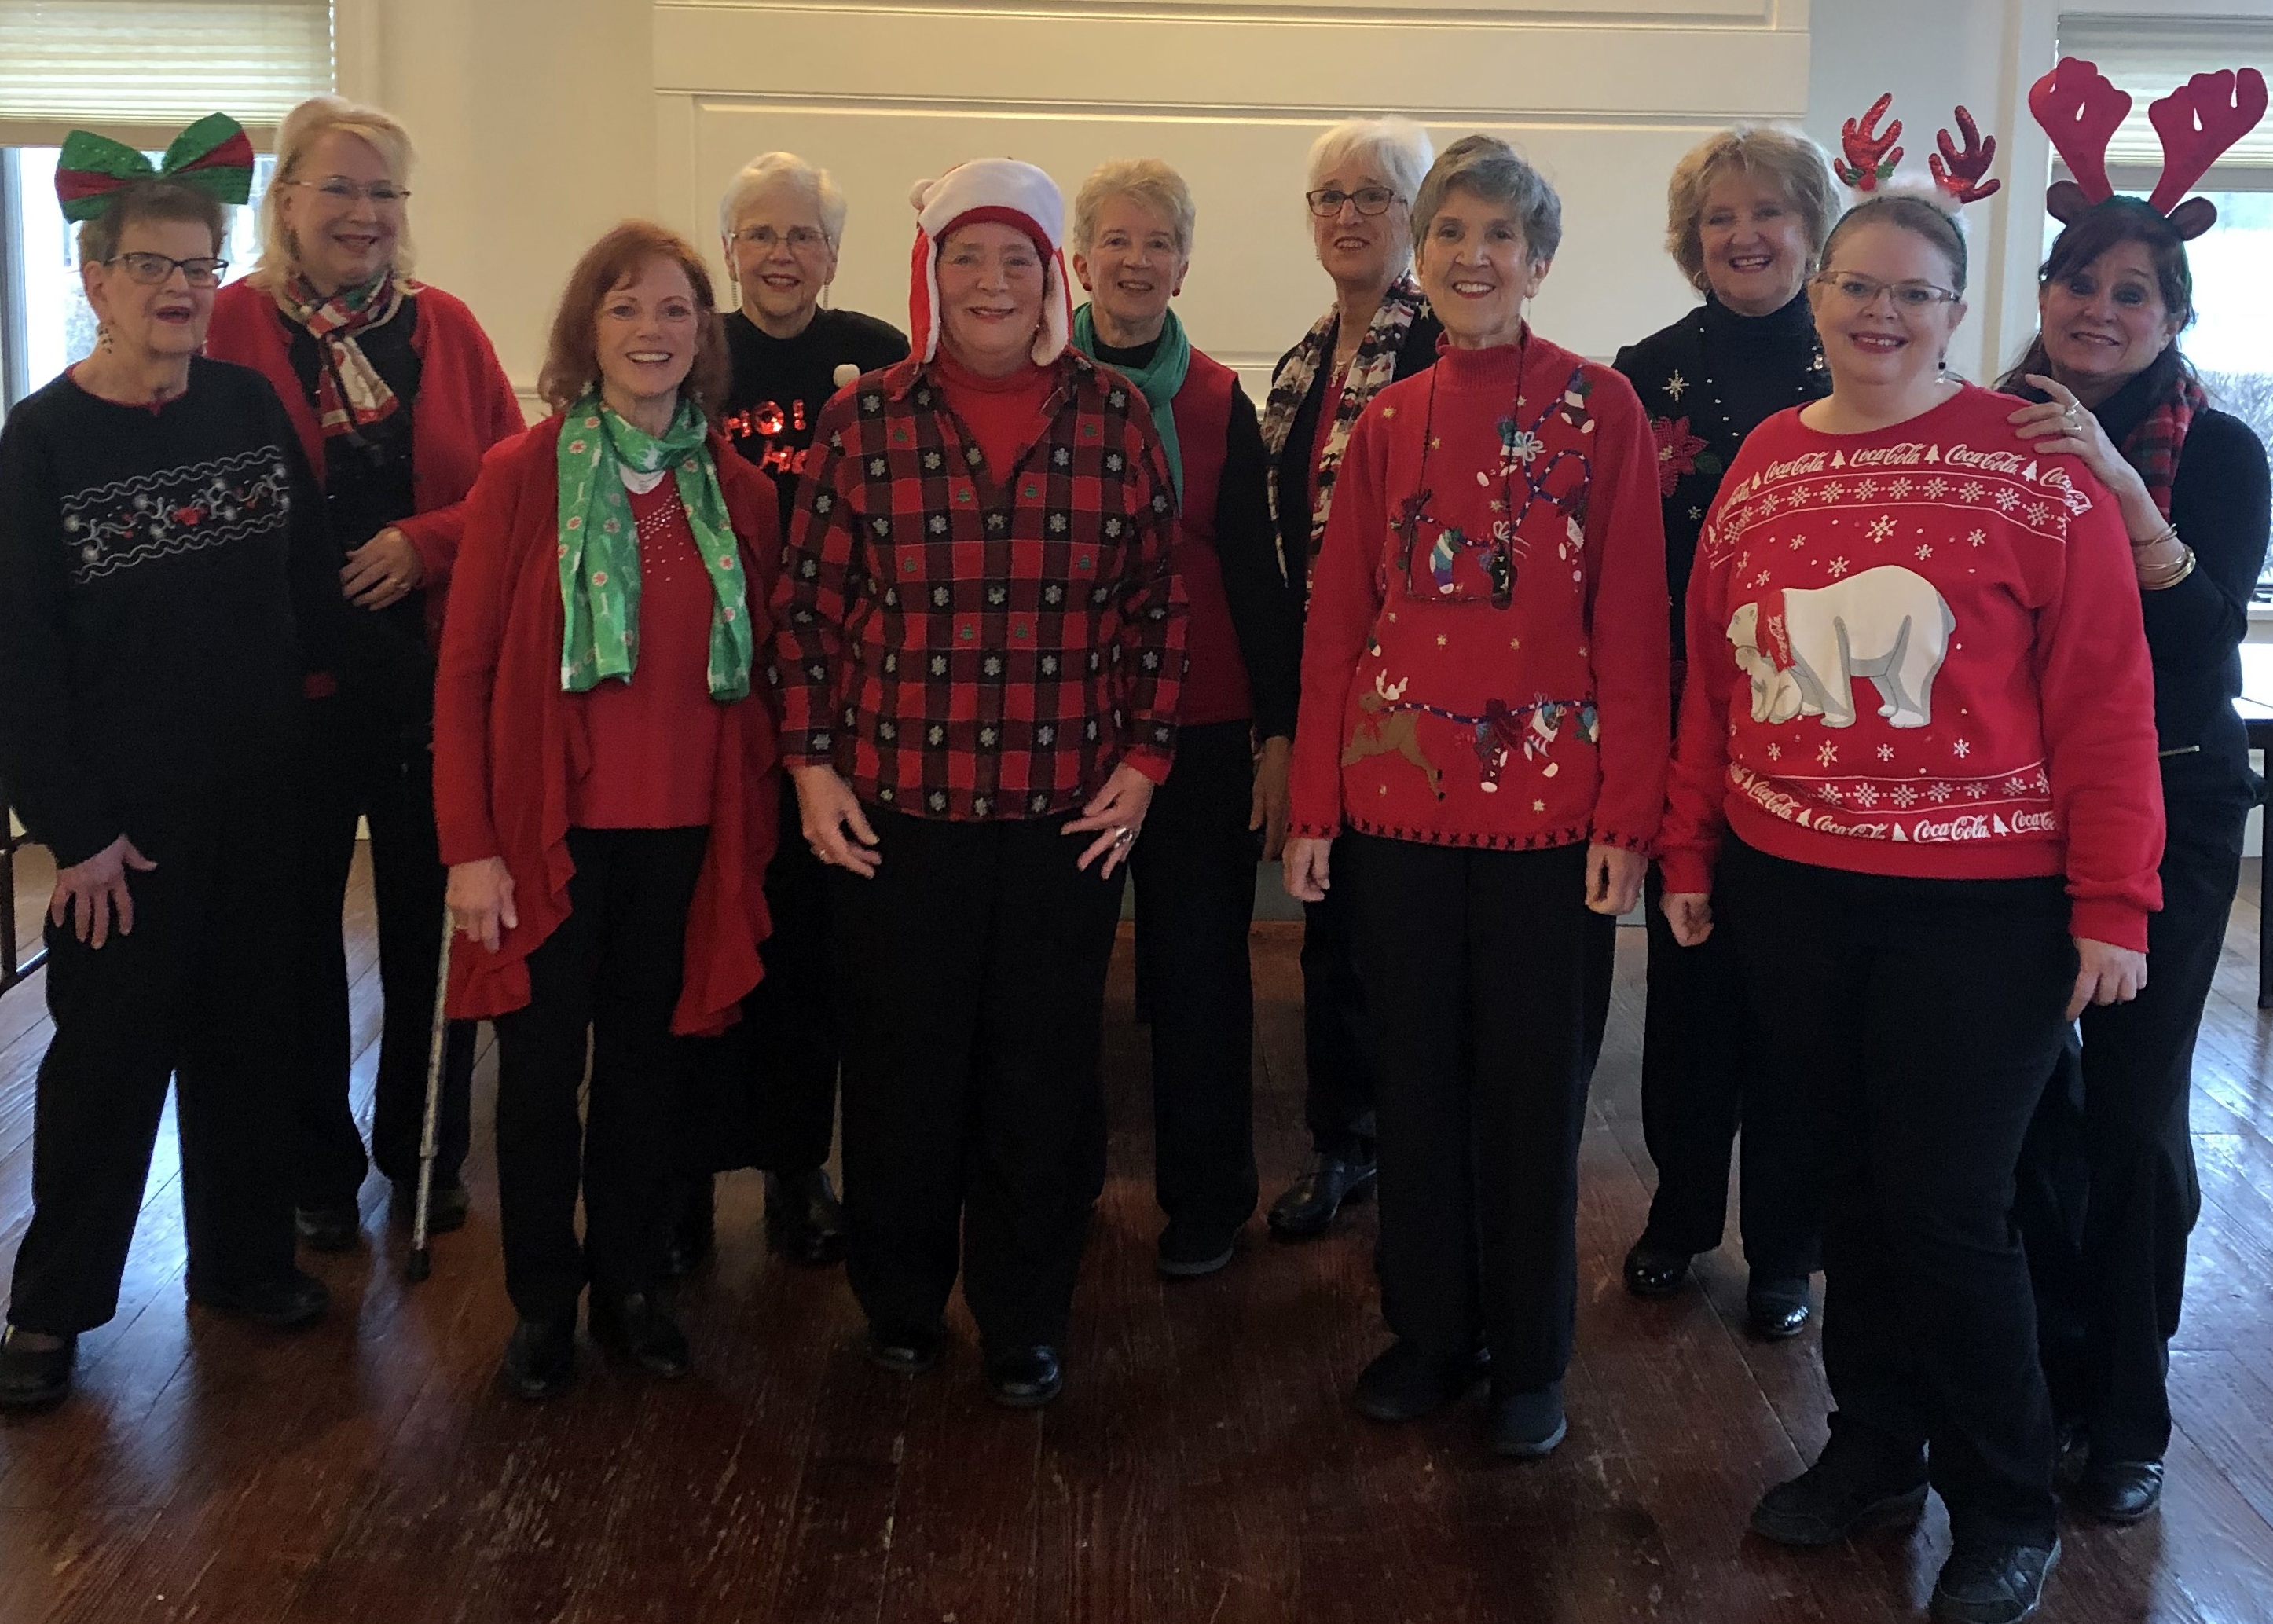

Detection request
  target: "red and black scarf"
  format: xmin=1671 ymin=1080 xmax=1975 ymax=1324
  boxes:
xmin=2119 ymin=365 xmax=2208 ymax=521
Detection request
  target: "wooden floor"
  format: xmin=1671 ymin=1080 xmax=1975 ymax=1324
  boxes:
xmin=1 ymin=851 xmax=2271 ymax=1624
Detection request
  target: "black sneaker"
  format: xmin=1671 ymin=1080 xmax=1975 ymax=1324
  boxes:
xmin=1354 ymin=1340 xmax=1490 ymax=1422
xmin=0 ymin=1326 xmax=76 ymax=1410
xmin=1156 ymin=1220 xmax=1236 ymax=1278
xmin=1749 ymin=1442 xmax=1929 ymax=1546
xmin=1930 ymin=1535 xmax=2059 ymax=1623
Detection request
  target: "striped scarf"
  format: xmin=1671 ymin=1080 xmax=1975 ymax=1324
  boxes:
xmin=273 ymin=269 xmax=413 ymax=439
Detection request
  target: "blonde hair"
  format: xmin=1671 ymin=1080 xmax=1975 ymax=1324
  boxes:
xmin=1070 ymin=158 xmax=1197 ymax=257
xmin=255 ymin=95 xmax=417 ymax=288
xmin=1664 ymin=125 xmax=1839 ymax=292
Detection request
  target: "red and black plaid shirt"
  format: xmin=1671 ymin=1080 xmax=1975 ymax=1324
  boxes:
xmin=770 ymin=350 xmax=1186 ymax=820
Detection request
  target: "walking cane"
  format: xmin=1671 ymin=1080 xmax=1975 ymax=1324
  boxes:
xmin=406 ymin=912 xmax=455 ymax=1284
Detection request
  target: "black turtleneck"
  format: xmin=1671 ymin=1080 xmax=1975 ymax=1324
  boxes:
xmin=1699 ymin=291 xmax=1824 ymax=442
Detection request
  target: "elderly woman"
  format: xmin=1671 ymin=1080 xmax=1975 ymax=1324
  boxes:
xmin=1263 ymin=115 xmax=1444 ymax=1241
xmin=775 ymin=159 xmax=1184 ymax=1406
xmin=0 ymin=119 xmax=340 ymax=1408
xmin=1285 ymin=135 xmax=1669 ymax=1456
xmin=670 ymin=152 xmax=912 ymax=1278
xmin=1068 ymin=157 xmax=1301 ymax=1277
xmin=1610 ymin=125 xmax=1839 ymax=1338
xmin=1659 ymin=187 xmax=2162 ymax=1623
xmin=434 ymin=222 xmax=780 ymax=1400
xmin=207 ymin=95 xmax=525 ymax=1255
xmin=2001 ymin=68 xmax=2271 ymax=1526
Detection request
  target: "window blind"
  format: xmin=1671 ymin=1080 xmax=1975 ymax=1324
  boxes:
xmin=0 ymin=0 xmax=332 ymax=145
xmin=2056 ymin=15 xmax=2273 ymax=181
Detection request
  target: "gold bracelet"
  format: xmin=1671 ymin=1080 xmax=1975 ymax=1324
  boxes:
xmin=2139 ymin=545 xmax=2197 ymax=591
xmin=2130 ymin=521 xmax=2180 ymax=552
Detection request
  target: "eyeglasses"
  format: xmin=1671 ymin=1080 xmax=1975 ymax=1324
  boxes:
xmin=105 ymin=251 xmax=229 ymax=287
xmin=1307 ymin=186 xmax=1401 ymax=218
xmin=1812 ymin=271 xmax=1960 ymax=312
xmin=735 ymin=225 xmax=830 ymax=253
xmin=288 ymin=178 xmax=411 ymax=205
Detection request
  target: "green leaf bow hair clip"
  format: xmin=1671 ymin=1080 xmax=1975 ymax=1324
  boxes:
xmin=54 ymin=112 xmax=255 ymax=223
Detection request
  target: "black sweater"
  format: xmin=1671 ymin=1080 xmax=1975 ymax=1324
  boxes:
xmin=0 ymin=358 xmax=337 ymax=865
xmin=721 ymin=306 xmax=910 ymax=530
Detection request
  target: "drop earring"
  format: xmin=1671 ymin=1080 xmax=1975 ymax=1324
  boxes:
xmin=97 ymin=323 xmax=114 ymax=354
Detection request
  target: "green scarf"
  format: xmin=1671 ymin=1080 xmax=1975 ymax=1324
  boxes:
xmin=555 ymin=394 xmax=753 ymax=700
xmin=1072 ymin=303 xmax=1190 ymax=502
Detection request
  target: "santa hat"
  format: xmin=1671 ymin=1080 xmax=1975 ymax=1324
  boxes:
xmin=907 ymin=159 xmax=1071 ymax=366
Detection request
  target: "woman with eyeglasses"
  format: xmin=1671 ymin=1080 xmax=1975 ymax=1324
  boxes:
xmin=1260 ymin=115 xmax=1443 ymax=1242
xmin=666 ymin=152 xmax=911 ymax=1281
xmin=207 ymin=95 xmax=523 ymax=1256
xmin=1659 ymin=189 xmax=2162 ymax=1623
xmin=0 ymin=119 xmax=348 ymax=1409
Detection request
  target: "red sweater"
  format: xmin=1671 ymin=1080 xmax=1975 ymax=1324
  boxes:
xmin=1290 ymin=332 xmax=1670 ymax=851
xmin=1163 ymin=350 xmax=1252 ymax=727
xmin=1658 ymin=384 xmax=2165 ymax=950
xmin=206 ymin=277 xmax=526 ymax=640
xmin=434 ymin=416 xmax=782 ymax=1035
xmin=932 ymin=347 xmax=1058 ymax=480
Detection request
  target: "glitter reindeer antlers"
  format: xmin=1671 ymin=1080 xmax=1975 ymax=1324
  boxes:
xmin=1834 ymin=93 xmax=2000 ymax=207
xmin=1930 ymin=107 xmax=2000 ymax=203
xmin=1835 ymin=93 xmax=1903 ymax=190
xmin=2029 ymin=56 xmax=2269 ymax=239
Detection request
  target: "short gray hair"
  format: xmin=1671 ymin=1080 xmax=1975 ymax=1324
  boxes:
xmin=1071 ymin=158 xmax=1197 ymax=257
xmin=1665 ymin=125 xmax=1839 ymax=291
xmin=1411 ymin=134 xmax=1562 ymax=263
xmin=1305 ymin=117 xmax=1434 ymax=211
xmin=718 ymin=151 xmax=849 ymax=247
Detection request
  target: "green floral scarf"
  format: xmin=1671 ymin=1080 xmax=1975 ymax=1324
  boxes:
xmin=555 ymin=394 xmax=753 ymax=700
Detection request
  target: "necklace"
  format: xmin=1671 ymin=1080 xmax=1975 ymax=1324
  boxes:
xmin=1398 ymin=329 xmax=1542 ymax=610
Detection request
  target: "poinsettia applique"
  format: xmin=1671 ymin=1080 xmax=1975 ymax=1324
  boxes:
xmin=1651 ymin=415 xmax=1708 ymax=497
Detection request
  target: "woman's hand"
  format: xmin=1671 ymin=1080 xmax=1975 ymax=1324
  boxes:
xmin=1282 ymin=835 xmax=1333 ymax=904
xmin=1250 ymin=736 xmax=1292 ymax=862
xmin=2009 ymin=378 xmax=2165 ymax=540
xmin=48 ymin=834 xmax=156 ymax=948
xmin=341 ymin=526 xmax=425 ymax=610
xmin=1069 ymin=764 xmax=1157 ymax=878
xmin=1663 ymin=889 xmax=1714 ymax=948
xmin=792 ymin=764 xmax=881 ymax=878
xmin=1584 ymin=843 xmax=1645 ymax=917
xmin=2070 ymin=937 xmax=2147 ymax=1020
xmin=446 ymin=857 xmax=518 ymax=953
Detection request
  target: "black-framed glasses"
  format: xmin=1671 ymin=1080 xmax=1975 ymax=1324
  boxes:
xmin=1811 ymin=271 xmax=1960 ymax=311
xmin=289 ymin=177 xmax=411 ymax=205
xmin=1307 ymin=185 xmax=1400 ymax=218
xmin=105 ymin=251 xmax=228 ymax=287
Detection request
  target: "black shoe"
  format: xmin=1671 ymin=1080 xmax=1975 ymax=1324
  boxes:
xmin=1486 ymin=1377 xmax=1567 ymax=1458
xmin=294 ymin=1201 xmax=361 ymax=1254
xmin=1930 ymin=1535 xmax=2059 ymax=1623
xmin=1749 ymin=1443 xmax=1930 ymax=1546
xmin=866 ymin=1321 xmax=945 ymax=1377
xmin=188 ymin=1267 xmax=330 ymax=1329
xmin=588 ymin=1292 xmax=691 ymax=1380
xmin=1746 ymin=1274 xmax=1813 ymax=1340
xmin=1267 ymin=1153 xmax=1376 ymax=1241
xmin=1156 ymin=1220 xmax=1236 ymax=1278
xmin=0 ymin=1326 xmax=76 ymax=1410
xmin=500 ymin=1316 xmax=577 ymax=1401
xmin=390 ymin=1174 xmax=469 ymax=1236
xmin=2071 ymin=1457 xmax=2161 ymax=1523
xmin=665 ymin=1175 xmax=717 ymax=1280
xmin=766 ymin=1168 xmax=847 ymax=1268
xmin=984 ymin=1344 xmax=1063 ymax=1407
xmin=1353 ymin=1340 xmax=1490 ymax=1422
xmin=1622 ymin=1237 xmax=1691 ymax=1298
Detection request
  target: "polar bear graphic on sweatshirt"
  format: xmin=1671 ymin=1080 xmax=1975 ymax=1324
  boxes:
xmin=1727 ymin=566 xmax=1954 ymax=730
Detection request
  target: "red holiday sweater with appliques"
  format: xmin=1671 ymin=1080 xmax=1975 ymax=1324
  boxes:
xmin=1657 ymin=383 xmax=2165 ymax=950
xmin=1289 ymin=333 xmax=1670 ymax=851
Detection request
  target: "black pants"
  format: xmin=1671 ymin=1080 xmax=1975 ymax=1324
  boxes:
xmin=1340 ymin=836 xmax=1614 ymax=1389
xmin=8 ymin=770 xmax=299 ymax=1333
xmin=1638 ymin=867 xmax=1820 ymax=1277
xmin=1720 ymin=838 xmax=2070 ymax=1545
xmin=1300 ymin=869 xmax=1379 ymax=1161
xmin=2018 ymin=783 xmax=2249 ymax=1464
xmin=830 ymin=808 xmax=1123 ymax=1350
xmin=1128 ymin=721 xmax=1259 ymax=1234
xmin=492 ymin=826 xmax=708 ymax=1322
xmin=288 ymin=691 xmax=474 ymax=1204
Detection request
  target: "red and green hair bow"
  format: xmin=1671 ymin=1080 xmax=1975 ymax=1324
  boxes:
xmin=54 ymin=112 xmax=255 ymax=223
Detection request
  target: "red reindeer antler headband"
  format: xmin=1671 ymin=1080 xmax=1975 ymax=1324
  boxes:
xmin=2029 ymin=55 xmax=2268 ymax=238
xmin=1836 ymin=93 xmax=2000 ymax=206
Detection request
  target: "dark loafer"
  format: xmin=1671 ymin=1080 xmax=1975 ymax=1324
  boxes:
xmin=500 ymin=1316 xmax=577 ymax=1401
xmin=588 ymin=1292 xmax=691 ymax=1380
xmin=2071 ymin=1457 xmax=2162 ymax=1523
xmin=0 ymin=1326 xmax=76 ymax=1410
xmin=1266 ymin=1153 xmax=1377 ymax=1241
xmin=1749 ymin=1443 xmax=1930 ymax=1546
xmin=1930 ymin=1535 xmax=2059 ymax=1623
xmin=294 ymin=1201 xmax=361 ymax=1254
xmin=188 ymin=1267 xmax=330 ymax=1329
xmin=984 ymin=1344 xmax=1063 ymax=1407
xmin=1486 ymin=1377 xmax=1567 ymax=1458
xmin=766 ymin=1168 xmax=847 ymax=1268
xmin=1354 ymin=1340 xmax=1490 ymax=1422
xmin=866 ymin=1321 xmax=946 ymax=1377
xmin=1746 ymin=1274 xmax=1813 ymax=1340
xmin=1156 ymin=1220 xmax=1236 ymax=1278
xmin=390 ymin=1175 xmax=469 ymax=1235
xmin=665 ymin=1175 xmax=717 ymax=1280
xmin=1622 ymin=1238 xmax=1692 ymax=1298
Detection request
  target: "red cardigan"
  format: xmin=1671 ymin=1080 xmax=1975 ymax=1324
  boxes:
xmin=206 ymin=277 xmax=526 ymax=639
xmin=433 ymin=416 xmax=783 ymax=1035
